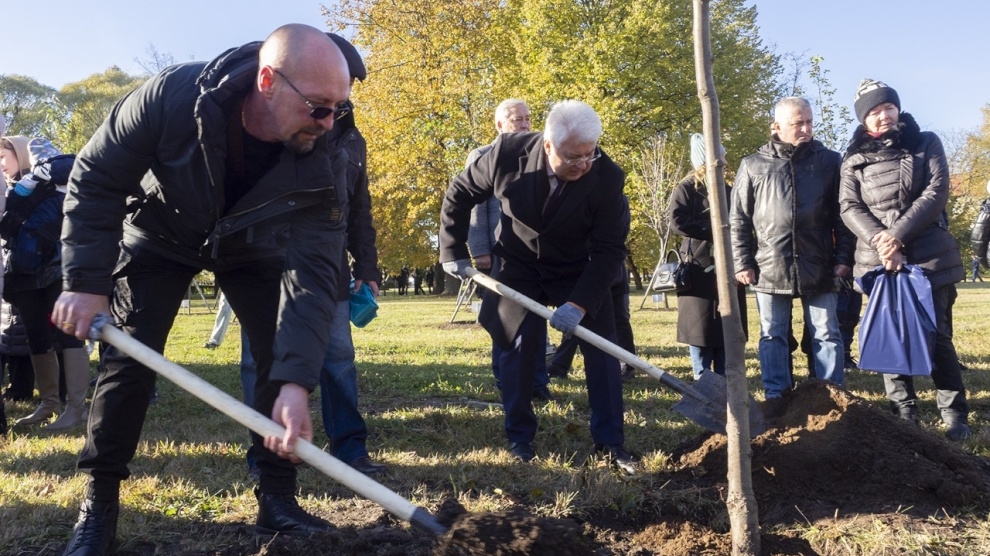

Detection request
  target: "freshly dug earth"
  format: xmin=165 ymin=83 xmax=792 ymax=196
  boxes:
xmin=54 ymin=380 xmax=990 ymax=555
xmin=630 ymin=379 xmax=990 ymax=555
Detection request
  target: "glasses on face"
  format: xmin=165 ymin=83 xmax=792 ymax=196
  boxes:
xmin=560 ymin=147 xmax=602 ymax=167
xmin=272 ymin=69 xmax=351 ymax=121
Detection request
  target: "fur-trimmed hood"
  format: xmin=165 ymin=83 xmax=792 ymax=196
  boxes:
xmin=845 ymin=112 xmax=923 ymax=157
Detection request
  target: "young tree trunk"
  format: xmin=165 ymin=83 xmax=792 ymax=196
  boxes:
xmin=692 ymin=1 xmax=760 ymax=554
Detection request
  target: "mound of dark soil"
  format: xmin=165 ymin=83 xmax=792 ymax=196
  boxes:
xmin=432 ymin=499 xmax=596 ymax=555
xmin=675 ymin=379 xmax=990 ymax=523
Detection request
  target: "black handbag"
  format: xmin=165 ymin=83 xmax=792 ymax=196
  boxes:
xmin=652 ymin=248 xmax=692 ymax=293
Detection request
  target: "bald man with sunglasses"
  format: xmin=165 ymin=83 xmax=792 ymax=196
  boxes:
xmin=56 ymin=24 xmax=352 ymax=555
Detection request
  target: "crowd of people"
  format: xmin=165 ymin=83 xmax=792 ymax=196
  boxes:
xmin=0 ymin=20 xmax=978 ymax=556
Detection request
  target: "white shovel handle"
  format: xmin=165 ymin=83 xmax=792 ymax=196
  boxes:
xmin=93 ymin=320 xmax=445 ymax=534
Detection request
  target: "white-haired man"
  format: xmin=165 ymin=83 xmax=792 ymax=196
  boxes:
xmin=440 ymin=100 xmax=636 ymax=472
xmin=465 ymin=99 xmax=553 ymax=401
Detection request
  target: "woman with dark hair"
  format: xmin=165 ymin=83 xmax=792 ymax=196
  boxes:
xmin=839 ymin=79 xmax=970 ymax=440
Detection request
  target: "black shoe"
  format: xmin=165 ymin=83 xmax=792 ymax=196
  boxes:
xmin=255 ymin=489 xmax=336 ymax=537
xmin=844 ymin=357 xmax=858 ymax=372
xmin=204 ymin=342 xmax=219 ymax=350
xmin=594 ymin=444 xmax=640 ymax=474
xmin=508 ymin=442 xmax=536 ymax=462
xmin=62 ymin=499 xmax=119 ymax=556
xmin=762 ymin=396 xmax=787 ymax=426
xmin=346 ymin=456 xmax=388 ymax=476
xmin=547 ymin=364 xmax=569 ymax=379
xmin=148 ymin=388 xmax=159 ymax=405
xmin=895 ymin=405 xmax=919 ymax=425
xmin=532 ymin=386 xmax=554 ymax=402
xmin=247 ymin=465 xmax=261 ymax=483
xmin=946 ymin=422 xmax=972 ymax=441
xmin=620 ymin=364 xmax=636 ymax=382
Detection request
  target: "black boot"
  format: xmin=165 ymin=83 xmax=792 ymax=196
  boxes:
xmin=942 ymin=410 xmax=972 ymax=442
xmin=0 ymin=397 xmax=7 ymax=435
xmin=254 ymin=488 xmax=335 ymax=536
xmin=62 ymin=499 xmax=119 ymax=556
xmin=892 ymin=402 xmax=919 ymax=425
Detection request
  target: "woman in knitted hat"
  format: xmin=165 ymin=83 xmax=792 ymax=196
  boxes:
xmin=667 ymin=133 xmax=745 ymax=379
xmin=839 ymin=79 xmax=971 ymax=440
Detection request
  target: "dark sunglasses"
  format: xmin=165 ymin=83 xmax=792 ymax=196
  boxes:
xmin=273 ymin=68 xmax=351 ymax=120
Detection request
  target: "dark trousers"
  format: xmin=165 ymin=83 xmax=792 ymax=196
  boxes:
xmin=79 ymin=248 xmax=296 ymax=500
xmin=550 ymin=290 xmax=634 ymax=372
xmin=5 ymin=281 xmax=84 ymax=354
xmin=500 ymin=309 xmax=624 ymax=446
xmin=883 ymin=284 xmax=968 ymax=418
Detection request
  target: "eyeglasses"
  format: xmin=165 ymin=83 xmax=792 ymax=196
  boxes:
xmin=273 ymin=69 xmax=351 ymax=121
xmin=560 ymin=148 xmax=602 ymax=167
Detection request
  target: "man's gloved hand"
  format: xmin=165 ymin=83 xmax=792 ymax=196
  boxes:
xmin=442 ymin=259 xmax=472 ymax=278
xmin=549 ymin=303 xmax=585 ymax=339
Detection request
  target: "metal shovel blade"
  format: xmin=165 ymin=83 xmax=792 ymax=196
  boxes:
xmin=464 ymin=268 xmax=764 ymax=437
xmin=673 ymin=372 xmax=766 ymax=436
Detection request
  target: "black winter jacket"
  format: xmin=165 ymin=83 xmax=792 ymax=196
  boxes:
xmin=730 ymin=138 xmax=853 ymax=295
xmin=839 ymin=113 xmax=964 ymax=288
xmin=62 ymin=42 xmax=348 ymax=389
xmin=329 ymin=114 xmax=379 ymax=302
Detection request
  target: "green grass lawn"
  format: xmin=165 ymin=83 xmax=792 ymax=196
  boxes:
xmin=3 ymin=284 xmax=990 ymax=554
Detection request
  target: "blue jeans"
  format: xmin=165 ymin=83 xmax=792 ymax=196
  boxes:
xmin=241 ymin=302 xmax=370 ymax=464
xmin=239 ymin=329 xmax=257 ymax=471
xmin=689 ymin=345 xmax=726 ymax=380
xmin=317 ymin=301 xmax=369 ymax=463
xmin=755 ymin=291 xmax=842 ymax=398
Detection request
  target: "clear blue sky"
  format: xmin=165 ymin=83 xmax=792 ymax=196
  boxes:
xmin=3 ymin=1 xmax=987 ymax=134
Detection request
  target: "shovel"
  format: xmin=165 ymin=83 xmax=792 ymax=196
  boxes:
xmin=464 ymin=268 xmax=765 ymax=436
xmin=87 ymin=316 xmax=449 ymax=536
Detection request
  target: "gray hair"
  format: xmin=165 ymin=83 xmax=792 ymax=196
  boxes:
xmin=543 ymin=100 xmax=602 ymax=148
xmin=494 ymin=98 xmax=529 ymax=126
xmin=773 ymin=97 xmax=812 ymax=123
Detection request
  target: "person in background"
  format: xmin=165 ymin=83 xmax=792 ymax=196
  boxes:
xmin=54 ymin=24 xmax=352 ymax=554
xmin=441 ymin=100 xmax=637 ymax=473
xmin=971 ymin=255 xmax=983 ymax=283
xmin=0 ymin=136 xmax=90 ymax=432
xmin=730 ymin=97 xmax=854 ymax=418
xmin=670 ymin=133 xmax=746 ymax=380
xmin=466 ymin=99 xmax=553 ymax=400
xmin=839 ymin=79 xmax=970 ymax=440
xmin=0 ymin=117 xmax=5 ymax=433
xmin=203 ymin=291 xmax=233 ymax=349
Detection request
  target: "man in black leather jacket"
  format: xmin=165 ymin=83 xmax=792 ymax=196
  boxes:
xmin=730 ymin=96 xmax=854 ymax=413
xmin=55 ymin=24 xmax=352 ymax=555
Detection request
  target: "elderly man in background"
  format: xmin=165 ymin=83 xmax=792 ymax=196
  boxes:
xmin=465 ymin=99 xmax=553 ymax=401
xmin=440 ymin=100 xmax=637 ymax=473
xmin=730 ymin=96 xmax=854 ymax=419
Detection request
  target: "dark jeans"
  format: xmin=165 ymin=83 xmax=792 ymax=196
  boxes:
xmin=78 ymin=247 xmax=297 ymax=500
xmin=318 ymin=301 xmax=369 ymax=463
xmin=883 ymin=284 xmax=968 ymax=418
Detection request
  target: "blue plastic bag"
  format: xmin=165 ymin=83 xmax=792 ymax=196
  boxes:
xmin=855 ymin=265 xmax=936 ymax=376
xmin=349 ymin=281 xmax=379 ymax=327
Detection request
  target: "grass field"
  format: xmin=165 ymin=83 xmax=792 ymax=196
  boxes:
xmin=3 ymin=283 xmax=990 ymax=554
